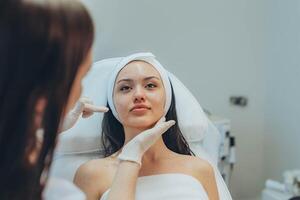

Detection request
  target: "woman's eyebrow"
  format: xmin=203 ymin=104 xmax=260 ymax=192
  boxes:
xmin=117 ymin=76 xmax=160 ymax=84
xmin=117 ymin=78 xmax=133 ymax=84
xmin=144 ymin=76 xmax=160 ymax=81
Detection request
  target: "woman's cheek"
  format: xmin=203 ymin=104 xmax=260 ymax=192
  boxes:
xmin=150 ymin=92 xmax=165 ymax=108
xmin=115 ymin=97 xmax=129 ymax=120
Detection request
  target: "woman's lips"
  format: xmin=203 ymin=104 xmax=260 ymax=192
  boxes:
xmin=130 ymin=106 xmax=150 ymax=114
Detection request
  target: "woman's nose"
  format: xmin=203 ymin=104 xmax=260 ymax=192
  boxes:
xmin=133 ymin=86 xmax=146 ymax=102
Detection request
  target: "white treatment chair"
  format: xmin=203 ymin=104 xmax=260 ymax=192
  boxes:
xmin=50 ymin=57 xmax=221 ymax=182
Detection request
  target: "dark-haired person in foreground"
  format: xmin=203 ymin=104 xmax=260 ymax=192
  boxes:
xmin=0 ymin=0 xmax=108 ymax=199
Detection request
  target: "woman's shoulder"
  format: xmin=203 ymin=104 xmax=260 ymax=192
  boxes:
xmin=173 ymin=154 xmax=215 ymax=183
xmin=161 ymin=153 xmax=218 ymax=199
xmin=173 ymin=153 xmax=213 ymax=171
xmin=73 ymin=156 xmax=118 ymax=197
xmin=188 ymin=156 xmax=214 ymax=173
xmin=75 ymin=155 xmax=118 ymax=180
xmin=185 ymin=155 xmax=217 ymax=194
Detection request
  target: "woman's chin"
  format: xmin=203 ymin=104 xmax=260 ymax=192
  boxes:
xmin=128 ymin=118 xmax=157 ymax=129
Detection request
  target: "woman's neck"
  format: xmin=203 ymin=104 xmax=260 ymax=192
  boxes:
xmin=123 ymin=126 xmax=145 ymax=144
xmin=142 ymin=137 xmax=171 ymax=162
xmin=123 ymin=126 xmax=172 ymax=162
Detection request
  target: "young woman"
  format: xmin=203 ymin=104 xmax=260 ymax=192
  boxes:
xmin=0 ymin=0 xmax=107 ymax=199
xmin=74 ymin=53 xmax=220 ymax=200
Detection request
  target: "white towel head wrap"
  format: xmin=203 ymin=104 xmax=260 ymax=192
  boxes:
xmin=107 ymin=52 xmax=172 ymax=122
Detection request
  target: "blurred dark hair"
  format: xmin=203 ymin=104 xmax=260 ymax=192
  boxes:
xmin=101 ymin=84 xmax=194 ymax=157
xmin=0 ymin=0 xmax=94 ymax=199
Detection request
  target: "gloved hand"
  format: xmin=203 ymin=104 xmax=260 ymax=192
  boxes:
xmin=117 ymin=117 xmax=175 ymax=165
xmin=60 ymin=97 xmax=109 ymax=133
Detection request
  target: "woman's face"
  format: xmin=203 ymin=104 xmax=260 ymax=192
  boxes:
xmin=65 ymin=49 xmax=93 ymax=114
xmin=113 ymin=61 xmax=166 ymax=129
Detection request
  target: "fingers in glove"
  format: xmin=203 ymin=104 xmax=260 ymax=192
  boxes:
xmin=152 ymin=120 xmax=176 ymax=136
xmin=84 ymin=104 xmax=109 ymax=112
xmin=82 ymin=104 xmax=109 ymax=118
xmin=143 ymin=120 xmax=176 ymax=143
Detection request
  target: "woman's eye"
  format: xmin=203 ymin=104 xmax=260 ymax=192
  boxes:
xmin=120 ymin=86 xmax=131 ymax=91
xmin=146 ymin=83 xmax=157 ymax=89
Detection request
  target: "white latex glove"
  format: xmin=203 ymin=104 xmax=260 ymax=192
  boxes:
xmin=60 ymin=97 xmax=109 ymax=133
xmin=117 ymin=117 xmax=175 ymax=165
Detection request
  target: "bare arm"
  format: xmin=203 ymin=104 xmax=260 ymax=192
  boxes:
xmin=204 ymin=168 xmax=219 ymax=200
xmin=105 ymin=161 xmax=140 ymax=200
xmin=197 ymin=161 xmax=219 ymax=200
